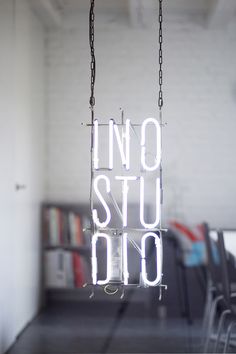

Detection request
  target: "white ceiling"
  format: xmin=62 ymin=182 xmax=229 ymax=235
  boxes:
xmin=58 ymin=0 xmax=128 ymax=13
xmin=60 ymin=0 xmax=212 ymax=14
xmin=59 ymin=0 xmax=236 ymax=24
xmin=32 ymin=0 xmax=236 ymax=28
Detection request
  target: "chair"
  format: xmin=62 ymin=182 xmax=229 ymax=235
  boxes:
xmin=203 ymin=228 xmax=236 ymax=353
xmin=202 ymin=223 xmax=224 ymax=352
xmin=168 ymin=222 xmax=207 ymax=324
xmin=216 ymin=231 xmax=236 ymax=353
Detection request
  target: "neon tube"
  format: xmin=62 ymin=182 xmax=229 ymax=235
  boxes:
xmin=141 ymin=118 xmax=161 ymax=171
xmin=92 ymin=233 xmax=112 ymax=285
xmin=115 ymin=176 xmax=137 ymax=227
xmin=125 ymin=119 xmax=130 ymax=170
xmin=113 ymin=119 xmax=130 ymax=170
xmin=141 ymin=232 xmax=161 ymax=286
xmin=92 ymin=175 xmax=111 ymax=228
xmin=109 ymin=119 xmax=114 ymax=170
xmin=94 ymin=119 xmax=99 ymax=169
xmin=140 ymin=177 xmax=160 ymax=228
xmin=123 ymin=233 xmax=129 ymax=285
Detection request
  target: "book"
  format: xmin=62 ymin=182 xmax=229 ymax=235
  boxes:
xmin=68 ymin=212 xmax=84 ymax=246
xmin=45 ymin=250 xmax=67 ymax=288
xmin=62 ymin=212 xmax=70 ymax=245
xmin=80 ymin=256 xmax=91 ymax=284
xmin=73 ymin=253 xmax=85 ymax=287
xmin=45 ymin=250 xmax=75 ymax=288
xmin=64 ymin=251 xmax=75 ymax=288
xmin=48 ymin=208 xmax=60 ymax=245
xmin=75 ymin=215 xmax=83 ymax=246
xmin=58 ymin=210 xmax=63 ymax=245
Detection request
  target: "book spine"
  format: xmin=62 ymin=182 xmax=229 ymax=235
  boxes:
xmin=64 ymin=251 xmax=74 ymax=287
xmin=58 ymin=209 xmax=63 ymax=245
xmin=49 ymin=208 xmax=59 ymax=245
xmin=76 ymin=216 xmax=84 ymax=246
xmin=68 ymin=212 xmax=76 ymax=246
xmin=73 ymin=253 xmax=85 ymax=287
xmin=44 ymin=208 xmax=50 ymax=245
xmin=45 ymin=250 xmax=67 ymax=288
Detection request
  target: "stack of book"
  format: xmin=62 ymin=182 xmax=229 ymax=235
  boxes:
xmin=44 ymin=249 xmax=89 ymax=288
xmin=44 ymin=207 xmax=85 ymax=246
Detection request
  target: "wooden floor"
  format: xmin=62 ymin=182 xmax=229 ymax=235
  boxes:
xmin=7 ymin=301 xmax=203 ymax=354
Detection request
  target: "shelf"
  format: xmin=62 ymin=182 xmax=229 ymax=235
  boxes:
xmin=44 ymin=245 xmax=91 ymax=255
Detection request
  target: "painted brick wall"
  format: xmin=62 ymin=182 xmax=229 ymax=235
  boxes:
xmin=45 ymin=6 xmax=236 ymax=229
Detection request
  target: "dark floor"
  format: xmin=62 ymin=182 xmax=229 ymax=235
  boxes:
xmin=7 ymin=301 xmax=203 ymax=354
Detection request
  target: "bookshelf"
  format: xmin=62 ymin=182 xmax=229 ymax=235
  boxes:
xmin=42 ymin=202 xmax=151 ymax=301
xmin=45 ymin=245 xmax=90 ymax=255
xmin=42 ymin=203 xmax=92 ymax=293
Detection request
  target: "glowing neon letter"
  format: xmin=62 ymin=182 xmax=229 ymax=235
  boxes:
xmin=94 ymin=119 xmax=99 ymax=169
xmin=92 ymin=233 xmax=112 ymax=285
xmin=109 ymin=119 xmax=114 ymax=169
xmin=115 ymin=176 xmax=137 ymax=227
xmin=122 ymin=233 xmax=129 ymax=285
xmin=109 ymin=119 xmax=130 ymax=170
xmin=141 ymin=232 xmax=162 ymax=286
xmin=141 ymin=118 xmax=161 ymax=171
xmin=140 ymin=177 xmax=160 ymax=228
xmin=92 ymin=175 xmax=111 ymax=228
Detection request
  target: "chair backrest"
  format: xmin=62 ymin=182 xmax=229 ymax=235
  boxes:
xmin=217 ymin=231 xmax=231 ymax=308
xmin=202 ymin=223 xmax=221 ymax=290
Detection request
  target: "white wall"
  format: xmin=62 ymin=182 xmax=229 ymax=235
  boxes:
xmin=45 ymin=2 xmax=236 ymax=229
xmin=0 ymin=0 xmax=45 ymax=353
xmin=0 ymin=1 xmax=16 ymax=351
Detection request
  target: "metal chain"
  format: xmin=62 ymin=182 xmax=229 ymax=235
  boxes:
xmin=158 ymin=0 xmax=164 ymax=296
xmin=158 ymin=0 xmax=163 ymax=206
xmin=89 ymin=0 xmax=96 ymax=235
xmin=90 ymin=0 xmax=162 ymax=110
xmin=89 ymin=0 xmax=96 ymax=109
xmin=158 ymin=0 xmax=163 ymax=109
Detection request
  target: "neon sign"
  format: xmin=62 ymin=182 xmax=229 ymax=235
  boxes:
xmin=87 ymin=0 xmax=166 ymax=296
xmin=91 ymin=118 xmax=162 ymax=288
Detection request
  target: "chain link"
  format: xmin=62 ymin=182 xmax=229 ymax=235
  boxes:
xmin=89 ymin=0 xmax=96 ymax=109
xmin=158 ymin=0 xmax=163 ymax=109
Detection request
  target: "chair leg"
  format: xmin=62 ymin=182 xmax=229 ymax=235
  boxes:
xmin=223 ymin=321 xmax=236 ymax=354
xmin=202 ymin=278 xmax=214 ymax=342
xmin=203 ymin=295 xmax=223 ymax=353
xmin=213 ymin=309 xmax=231 ymax=353
xmin=181 ymin=265 xmax=192 ymax=325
